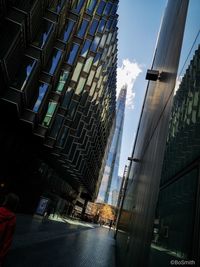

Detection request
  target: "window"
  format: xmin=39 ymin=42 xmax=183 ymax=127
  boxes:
xmin=95 ymin=66 xmax=102 ymax=78
xmin=11 ymin=56 xmax=37 ymax=91
xmin=49 ymin=0 xmax=65 ymax=14
xmin=86 ymin=0 xmax=97 ymax=14
xmin=61 ymin=87 xmax=73 ymax=109
xmin=111 ymin=3 xmax=118 ymax=15
xmin=60 ymin=19 xmax=75 ymax=42
xmin=68 ymin=100 xmax=78 ymax=118
xmin=89 ymin=81 xmax=96 ymax=96
xmin=49 ymin=115 xmax=64 ymax=138
xmin=45 ymin=49 xmax=62 ymax=75
xmin=66 ymin=43 xmax=79 ymax=65
xmin=72 ymin=62 xmax=83 ymax=82
xmin=33 ymin=83 xmax=49 ymax=112
xmin=42 ymin=101 xmax=57 ymax=127
xmin=90 ymin=36 xmax=100 ymax=52
xmin=76 ymin=77 xmax=86 ymax=95
xmin=83 ymin=56 xmax=94 ymax=73
xmin=106 ymin=32 xmax=112 ymax=45
xmin=99 ymin=33 xmax=107 ymax=48
xmin=86 ymin=70 xmax=95 ymax=86
xmin=106 ymin=19 xmax=113 ymax=31
xmin=55 ymin=70 xmax=69 ymax=93
xmin=77 ymin=19 xmax=89 ymax=38
xmin=81 ymin=39 xmax=92 ymax=58
xmin=32 ymin=19 xmax=53 ymax=49
xmin=96 ymin=1 xmax=106 ymax=15
xmin=94 ymin=53 xmax=101 ymax=66
xmin=98 ymin=19 xmax=106 ymax=33
xmin=71 ymin=0 xmax=84 ymax=13
xmin=103 ymin=2 xmax=112 ymax=16
xmin=89 ymin=19 xmax=98 ymax=35
xmin=57 ymin=127 xmax=68 ymax=147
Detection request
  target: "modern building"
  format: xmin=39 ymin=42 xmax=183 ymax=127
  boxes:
xmin=149 ymin=45 xmax=200 ymax=266
xmin=115 ymin=1 xmax=189 ymax=266
xmin=0 ymin=0 xmax=119 ymax=214
xmin=97 ymin=85 xmax=126 ymax=205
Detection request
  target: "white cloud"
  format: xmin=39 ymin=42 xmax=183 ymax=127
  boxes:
xmin=174 ymin=76 xmax=183 ymax=95
xmin=117 ymin=59 xmax=142 ymax=109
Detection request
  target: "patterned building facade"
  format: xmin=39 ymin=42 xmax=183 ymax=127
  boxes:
xmin=0 ymin=0 xmax=118 ymax=213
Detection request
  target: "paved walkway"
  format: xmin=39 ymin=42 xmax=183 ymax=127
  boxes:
xmin=5 ymin=215 xmax=116 ymax=267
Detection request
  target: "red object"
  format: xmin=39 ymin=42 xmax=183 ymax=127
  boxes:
xmin=0 ymin=207 xmax=16 ymax=265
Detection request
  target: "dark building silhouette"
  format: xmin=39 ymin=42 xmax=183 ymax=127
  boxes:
xmin=115 ymin=1 xmax=189 ymax=266
xmin=0 ymin=0 xmax=118 ymax=214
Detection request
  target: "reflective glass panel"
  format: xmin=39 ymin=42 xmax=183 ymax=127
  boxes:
xmin=49 ymin=0 xmax=65 ymax=13
xmin=98 ymin=19 xmax=106 ymax=33
xmin=45 ymin=49 xmax=62 ymax=75
xmin=81 ymin=39 xmax=92 ymax=58
xmin=72 ymin=62 xmax=83 ymax=82
xmin=49 ymin=115 xmax=64 ymax=138
xmin=99 ymin=34 xmax=107 ymax=48
xmin=60 ymin=20 xmax=75 ymax=42
xmin=111 ymin=3 xmax=118 ymax=15
xmin=66 ymin=43 xmax=79 ymax=65
xmin=94 ymin=53 xmax=101 ymax=66
xmin=76 ymin=77 xmax=86 ymax=95
xmin=103 ymin=2 xmax=112 ymax=16
xmin=33 ymin=83 xmax=48 ymax=112
xmin=11 ymin=56 xmax=37 ymax=91
xmin=89 ymin=19 xmax=98 ymax=35
xmin=83 ymin=56 xmax=94 ymax=73
xmin=86 ymin=0 xmax=97 ymax=14
xmin=77 ymin=19 xmax=89 ymax=38
xmin=42 ymin=101 xmax=57 ymax=127
xmin=55 ymin=70 xmax=69 ymax=93
xmin=106 ymin=19 xmax=113 ymax=31
xmin=72 ymin=0 xmax=84 ymax=13
xmin=57 ymin=127 xmax=68 ymax=147
xmin=86 ymin=70 xmax=95 ymax=86
xmin=96 ymin=1 xmax=106 ymax=15
xmin=61 ymin=87 xmax=73 ymax=109
xmin=90 ymin=36 xmax=100 ymax=52
xmin=32 ymin=19 xmax=53 ymax=49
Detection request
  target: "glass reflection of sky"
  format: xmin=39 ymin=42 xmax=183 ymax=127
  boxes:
xmin=61 ymin=20 xmax=75 ymax=42
xmin=72 ymin=0 xmax=84 ymax=13
xmin=98 ymin=19 xmax=106 ymax=33
xmin=89 ymin=19 xmax=99 ymax=35
xmin=67 ymin=43 xmax=79 ymax=65
xmin=86 ymin=0 xmax=97 ymax=14
xmin=32 ymin=20 xmax=53 ymax=49
xmin=104 ymin=2 xmax=112 ymax=16
xmin=96 ymin=0 xmax=106 ymax=15
xmin=12 ymin=57 xmax=37 ymax=91
xmin=33 ymin=83 xmax=48 ymax=112
xmin=77 ymin=19 xmax=88 ymax=38
xmin=46 ymin=49 xmax=62 ymax=75
xmin=81 ymin=39 xmax=91 ymax=57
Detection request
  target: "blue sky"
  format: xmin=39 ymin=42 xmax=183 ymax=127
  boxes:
xmin=117 ymin=0 xmax=200 ymax=176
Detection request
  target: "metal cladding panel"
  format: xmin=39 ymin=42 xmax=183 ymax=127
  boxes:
xmin=116 ymin=1 xmax=189 ymax=266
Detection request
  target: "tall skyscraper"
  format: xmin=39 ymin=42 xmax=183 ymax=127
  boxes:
xmin=0 ymin=0 xmax=118 ymax=213
xmin=97 ymin=85 xmax=127 ymax=206
xmin=115 ymin=1 xmax=189 ymax=266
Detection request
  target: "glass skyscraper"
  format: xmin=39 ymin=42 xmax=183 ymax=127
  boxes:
xmin=97 ymin=85 xmax=127 ymax=206
xmin=0 ymin=0 xmax=119 ymax=213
